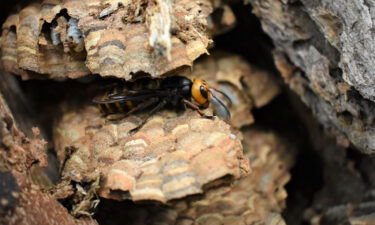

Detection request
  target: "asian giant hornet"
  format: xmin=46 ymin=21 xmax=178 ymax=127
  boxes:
xmin=93 ymin=75 xmax=231 ymax=132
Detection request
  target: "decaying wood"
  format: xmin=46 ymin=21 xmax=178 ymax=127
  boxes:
xmin=0 ymin=0 xmax=238 ymax=80
xmin=0 ymin=69 xmax=37 ymax=137
xmin=280 ymin=93 xmax=375 ymax=225
xmin=309 ymin=202 xmax=375 ymax=225
xmin=0 ymin=72 xmax=97 ymax=225
xmin=249 ymin=0 xmax=375 ymax=154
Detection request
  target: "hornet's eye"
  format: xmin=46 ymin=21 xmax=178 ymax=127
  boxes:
xmin=199 ymin=85 xmax=209 ymax=99
xmin=191 ymin=78 xmax=211 ymax=107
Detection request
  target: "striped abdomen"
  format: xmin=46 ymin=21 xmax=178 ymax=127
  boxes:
xmin=97 ymin=79 xmax=161 ymax=115
xmin=97 ymin=86 xmax=134 ymax=114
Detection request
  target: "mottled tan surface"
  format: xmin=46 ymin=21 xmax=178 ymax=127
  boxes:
xmin=174 ymin=128 xmax=294 ymax=225
xmin=54 ymin=105 xmax=250 ymax=203
xmin=250 ymin=0 xmax=375 ymax=154
xmin=1 ymin=0 xmax=213 ymax=80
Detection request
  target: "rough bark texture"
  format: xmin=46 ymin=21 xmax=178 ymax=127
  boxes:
xmin=249 ymin=0 xmax=375 ymax=154
xmin=285 ymin=94 xmax=375 ymax=225
xmin=0 ymin=70 xmax=97 ymax=225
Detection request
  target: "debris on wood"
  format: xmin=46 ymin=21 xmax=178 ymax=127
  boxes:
xmin=0 ymin=86 xmax=97 ymax=225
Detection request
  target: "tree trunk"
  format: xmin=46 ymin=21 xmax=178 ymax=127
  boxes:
xmin=250 ymin=0 xmax=375 ymax=154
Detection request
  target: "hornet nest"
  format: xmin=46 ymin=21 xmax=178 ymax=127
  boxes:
xmin=0 ymin=0 xmax=236 ymax=80
xmin=54 ymin=107 xmax=250 ymax=203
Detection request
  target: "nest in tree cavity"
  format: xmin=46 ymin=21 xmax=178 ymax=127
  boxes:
xmin=0 ymin=0 xmax=289 ymax=224
xmin=48 ymin=50 xmax=280 ymax=216
xmin=3 ymin=0 xmax=375 ymax=225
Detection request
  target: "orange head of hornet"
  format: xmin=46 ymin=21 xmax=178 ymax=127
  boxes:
xmin=191 ymin=78 xmax=211 ymax=108
xmin=191 ymin=78 xmax=232 ymax=119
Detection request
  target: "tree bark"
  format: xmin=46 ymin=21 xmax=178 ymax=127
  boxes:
xmin=249 ymin=0 xmax=375 ymax=154
xmin=0 ymin=70 xmax=97 ymax=225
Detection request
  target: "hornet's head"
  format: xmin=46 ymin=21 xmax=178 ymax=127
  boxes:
xmin=191 ymin=78 xmax=231 ymax=119
xmin=191 ymin=78 xmax=211 ymax=108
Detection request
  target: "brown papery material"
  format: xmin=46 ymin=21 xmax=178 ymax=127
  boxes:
xmin=54 ymin=105 xmax=250 ymax=205
xmin=1 ymin=0 xmax=213 ymax=80
xmin=174 ymin=128 xmax=295 ymax=225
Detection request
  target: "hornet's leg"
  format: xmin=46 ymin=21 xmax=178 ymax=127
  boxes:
xmin=129 ymin=99 xmax=169 ymax=134
xmin=182 ymin=99 xmax=213 ymax=119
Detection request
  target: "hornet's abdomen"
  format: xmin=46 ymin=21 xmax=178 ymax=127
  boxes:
xmin=96 ymin=79 xmax=161 ymax=115
xmin=97 ymin=86 xmax=134 ymax=115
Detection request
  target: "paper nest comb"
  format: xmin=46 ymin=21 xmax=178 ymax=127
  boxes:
xmin=172 ymin=128 xmax=295 ymax=225
xmin=54 ymin=106 xmax=250 ymax=203
xmin=87 ymin=128 xmax=295 ymax=224
xmin=0 ymin=0 xmax=218 ymax=80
